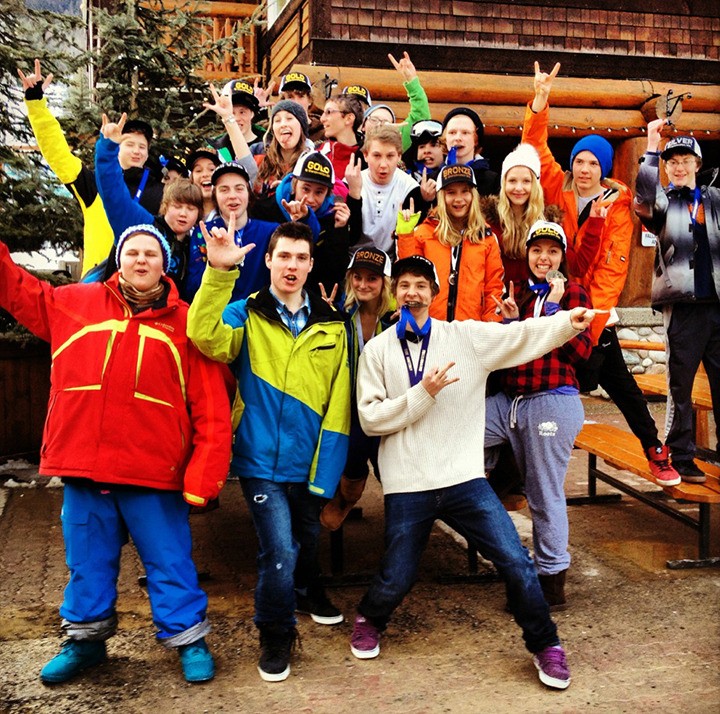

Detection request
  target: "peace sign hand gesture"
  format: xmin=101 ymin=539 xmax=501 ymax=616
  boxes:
xmin=491 ymin=281 xmax=519 ymax=320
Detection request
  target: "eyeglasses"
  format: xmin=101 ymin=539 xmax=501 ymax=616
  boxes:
xmin=411 ymin=120 xmax=443 ymax=138
xmin=321 ymin=108 xmax=348 ymax=117
xmin=665 ymin=157 xmax=697 ymax=168
xmin=365 ymin=115 xmax=393 ymax=127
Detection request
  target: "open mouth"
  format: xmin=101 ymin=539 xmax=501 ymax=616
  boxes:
xmin=404 ymin=300 xmax=424 ymax=308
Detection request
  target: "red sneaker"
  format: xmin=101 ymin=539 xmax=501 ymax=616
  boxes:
xmin=646 ymin=445 xmax=681 ymax=487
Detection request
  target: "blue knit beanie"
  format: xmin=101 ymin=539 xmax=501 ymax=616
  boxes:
xmin=569 ymin=135 xmax=614 ymax=179
xmin=116 ymin=224 xmax=171 ymax=273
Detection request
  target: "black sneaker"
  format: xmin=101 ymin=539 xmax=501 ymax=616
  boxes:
xmin=295 ymin=589 xmax=344 ymax=625
xmin=672 ymin=459 xmax=706 ymax=484
xmin=257 ymin=625 xmax=298 ymax=682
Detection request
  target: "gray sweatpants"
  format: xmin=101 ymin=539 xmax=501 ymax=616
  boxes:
xmin=484 ymin=391 xmax=585 ymax=575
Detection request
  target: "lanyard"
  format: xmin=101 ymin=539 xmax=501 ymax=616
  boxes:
xmin=400 ymin=330 xmax=431 ymax=386
xmin=689 ymin=187 xmax=701 ymax=228
xmin=133 ymin=168 xmax=150 ymax=202
xmin=396 ymin=306 xmax=432 ymax=386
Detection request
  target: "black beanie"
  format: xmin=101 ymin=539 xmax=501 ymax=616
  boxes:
xmin=441 ymin=107 xmax=484 ymax=146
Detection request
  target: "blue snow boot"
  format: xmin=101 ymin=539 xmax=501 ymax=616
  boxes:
xmin=40 ymin=639 xmax=107 ymax=684
xmin=178 ymin=638 xmax=215 ymax=683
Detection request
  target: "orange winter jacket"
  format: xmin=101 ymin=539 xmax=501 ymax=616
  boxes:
xmin=398 ymin=218 xmax=504 ymax=322
xmin=522 ymin=104 xmax=635 ymax=343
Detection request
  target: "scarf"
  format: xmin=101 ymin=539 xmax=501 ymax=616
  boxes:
xmin=118 ymin=275 xmax=166 ymax=312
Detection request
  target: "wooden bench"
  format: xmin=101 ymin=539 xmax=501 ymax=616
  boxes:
xmin=572 ymin=422 xmax=720 ymax=569
xmin=618 ymin=338 xmax=714 ymax=453
xmin=633 ymin=371 xmax=713 ymax=450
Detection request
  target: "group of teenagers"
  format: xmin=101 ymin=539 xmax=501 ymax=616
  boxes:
xmin=6 ymin=53 xmax=718 ymax=692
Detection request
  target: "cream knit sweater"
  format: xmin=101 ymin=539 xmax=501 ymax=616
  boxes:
xmin=357 ymin=312 xmax=581 ymax=495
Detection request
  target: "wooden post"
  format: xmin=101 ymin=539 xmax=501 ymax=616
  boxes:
xmin=614 ymin=137 xmax=654 ymax=307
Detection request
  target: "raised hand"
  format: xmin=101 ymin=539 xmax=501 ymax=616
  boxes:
xmin=547 ymin=275 xmax=566 ymax=304
xmin=419 ymin=167 xmax=437 ymax=203
xmin=333 ymin=200 xmax=351 ymax=228
xmin=318 ymin=282 xmax=338 ymax=307
xmin=253 ymin=77 xmax=276 ymax=109
xmin=203 ymin=83 xmax=233 ymax=122
xmin=532 ymin=61 xmax=561 ymax=112
xmin=17 ymin=58 xmax=53 ymax=93
xmin=589 ymin=196 xmax=609 ymax=219
xmin=646 ymin=117 xmax=670 ymax=153
xmin=345 ymin=152 xmax=363 ymax=198
xmin=491 ymin=280 xmax=519 ymax=320
xmin=388 ymin=51 xmax=417 ymax=83
xmin=421 ymin=362 xmax=459 ymax=397
xmin=101 ymin=112 xmax=127 ymax=144
xmin=281 ymin=195 xmax=309 ymax=221
xmin=200 ymin=211 xmax=256 ymax=270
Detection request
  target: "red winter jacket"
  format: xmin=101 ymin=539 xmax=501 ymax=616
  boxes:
xmin=0 ymin=242 xmax=231 ymax=506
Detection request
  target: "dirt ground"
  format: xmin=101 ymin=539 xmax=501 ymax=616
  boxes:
xmin=0 ymin=397 xmax=718 ymax=714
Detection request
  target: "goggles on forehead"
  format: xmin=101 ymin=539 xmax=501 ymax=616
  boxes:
xmin=411 ymin=120 xmax=443 ymax=139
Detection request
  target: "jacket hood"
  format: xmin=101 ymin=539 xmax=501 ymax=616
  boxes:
xmin=274 ymin=172 xmax=335 ymax=219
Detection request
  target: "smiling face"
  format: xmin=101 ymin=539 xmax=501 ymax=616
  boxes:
xmin=118 ymin=132 xmax=149 ymax=170
xmin=444 ymin=115 xmax=478 ymax=164
xmin=163 ymin=201 xmax=199 ymax=236
xmin=664 ymin=152 xmax=700 ymax=189
xmin=527 ymin=238 xmax=563 ymax=282
xmin=119 ymin=233 xmax=165 ymax=291
xmin=294 ymin=179 xmax=329 ymax=211
xmin=191 ymin=158 xmax=218 ymax=201
xmin=442 ymin=182 xmax=474 ymax=222
xmin=350 ymin=267 xmax=383 ymax=305
xmin=265 ymin=236 xmax=313 ymax=301
xmin=214 ymin=172 xmax=250 ymax=222
xmin=365 ymin=139 xmax=400 ymax=185
xmin=571 ymin=150 xmax=603 ymax=197
xmin=503 ymin=166 xmax=534 ymax=208
xmin=272 ymin=110 xmax=304 ymax=151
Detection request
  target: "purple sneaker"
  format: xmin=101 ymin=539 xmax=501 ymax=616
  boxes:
xmin=533 ymin=645 xmax=571 ymax=689
xmin=350 ymin=615 xmax=380 ymax=659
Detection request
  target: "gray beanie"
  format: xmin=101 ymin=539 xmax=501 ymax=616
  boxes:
xmin=267 ymin=100 xmax=310 ymax=144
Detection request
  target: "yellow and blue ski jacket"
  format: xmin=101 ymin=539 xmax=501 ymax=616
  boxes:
xmin=188 ymin=266 xmax=350 ymax=497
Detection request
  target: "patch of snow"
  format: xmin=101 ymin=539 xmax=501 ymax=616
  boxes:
xmin=0 ymin=459 xmax=36 ymax=473
xmin=46 ymin=477 xmax=64 ymax=488
xmin=3 ymin=479 xmax=37 ymax=489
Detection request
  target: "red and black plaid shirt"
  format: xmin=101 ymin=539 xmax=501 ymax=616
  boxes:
xmin=502 ymin=281 xmax=593 ymax=395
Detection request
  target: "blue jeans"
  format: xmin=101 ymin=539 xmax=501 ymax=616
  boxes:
xmin=358 ymin=478 xmax=559 ymax=654
xmin=240 ymin=478 xmax=325 ymax=628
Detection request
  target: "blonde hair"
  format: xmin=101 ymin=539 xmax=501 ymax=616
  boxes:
xmin=434 ymin=185 xmax=487 ymax=246
xmin=496 ymin=172 xmax=545 ymax=260
xmin=363 ymin=125 xmax=403 ymax=155
xmin=343 ymin=271 xmax=394 ymax=316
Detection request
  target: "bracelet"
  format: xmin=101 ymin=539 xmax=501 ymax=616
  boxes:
xmin=223 ymin=116 xmax=237 ymax=125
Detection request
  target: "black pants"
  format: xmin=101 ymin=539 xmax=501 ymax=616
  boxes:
xmin=575 ymin=326 xmax=660 ymax=451
xmin=664 ymin=302 xmax=720 ymax=460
